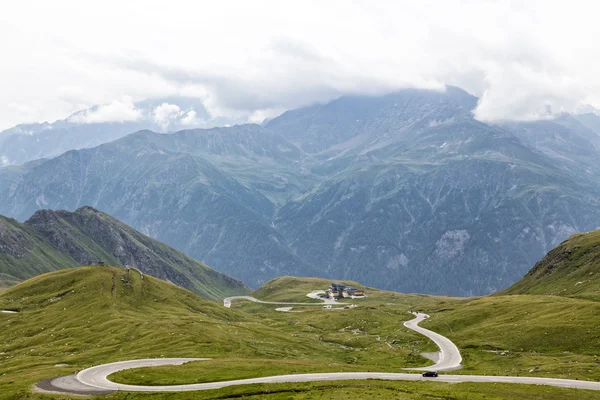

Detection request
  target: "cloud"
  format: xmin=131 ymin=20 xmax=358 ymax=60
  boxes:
xmin=2 ymin=0 xmax=600 ymax=129
xmin=152 ymin=102 xmax=183 ymax=131
xmin=69 ymin=97 xmax=143 ymax=124
xmin=247 ymin=108 xmax=286 ymax=124
xmin=180 ymin=109 xmax=202 ymax=126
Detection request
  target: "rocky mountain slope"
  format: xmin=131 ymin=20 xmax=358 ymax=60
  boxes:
xmin=0 ymin=126 xmax=317 ymax=287
xmin=501 ymin=230 xmax=600 ymax=301
xmin=0 ymin=207 xmax=249 ymax=300
xmin=1 ymin=87 xmax=600 ymax=295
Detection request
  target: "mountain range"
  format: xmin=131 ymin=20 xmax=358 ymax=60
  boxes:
xmin=0 ymin=206 xmax=249 ymax=300
xmin=0 ymin=96 xmax=242 ymax=167
xmin=1 ymin=86 xmax=600 ymax=295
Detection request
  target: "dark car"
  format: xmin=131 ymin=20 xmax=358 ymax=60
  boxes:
xmin=422 ymin=371 xmax=438 ymax=377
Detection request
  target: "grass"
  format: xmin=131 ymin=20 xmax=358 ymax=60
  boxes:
xmin=0 ymin=215 xmax=80 ymax=283
xmin=110 ymin=358 xmax=380 ymax=385
xmin=0 ymin=268 xmax=436 ymax=399
xmin=251 ymin=275 xmax=456 ymax=307
xmin=501 ymin=230 xmax=600 ymax=301
xmin=0 ymin=208 xmax=251 ymax=301
xmin=84 ymin=381 xmax=600 ymax=399
xmin=421 ymin=294 xmax=600 ymax=381
xmin=3 ymin=272 xmax=600 ymax=399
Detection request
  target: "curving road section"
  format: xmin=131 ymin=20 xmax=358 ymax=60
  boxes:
xmin=223 ymin=295 xmax=333 ymax=308
xmin=70 ymin=360 xmax=600 ymax=392
xmin=39 ymin=313 xmax=600 ymax=394
xmin=403 ymin=312 xmax=462 ymax=371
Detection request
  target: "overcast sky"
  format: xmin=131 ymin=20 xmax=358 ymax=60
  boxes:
xmin=1 ymin=0 xmax=600 ymax=131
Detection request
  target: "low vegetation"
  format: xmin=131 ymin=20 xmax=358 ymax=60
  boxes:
xmin=0 ymin=207 xmax=250 ymax=301
xmin=502 ymin=230 xmax=600 ymax=301
xmin=3 ymin=265 xmax=600 ymax=399
xmin=422 ymin=295 xmax=600 ymax=380
xmin=0 ymin=267 xmax=434 ymax=399
xmin=99 ymin=380 xmax=600 ymax=400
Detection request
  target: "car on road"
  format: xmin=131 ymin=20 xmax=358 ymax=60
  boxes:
xmin=422 ymin=371 xmax=438 ymax=377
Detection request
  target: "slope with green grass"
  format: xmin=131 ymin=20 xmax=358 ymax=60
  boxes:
xmin=0 ymin=267 xmax=446 ymax=399
xmin=3 ymin=270 xmax=600 ymax=399
xmin=251 ymin=275 xmax=455 ymax=307
xmin=108 ymin=275 xmax=600 ymax=399
xmin=501 ymin=230 xmax=600 ymax=301
xmin=0 ymin=214 xmax=78 ymax=286
xmin=0 ymin=207 xmax=250 ymax=300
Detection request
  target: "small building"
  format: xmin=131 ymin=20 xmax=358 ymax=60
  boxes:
xmin=326 ymin=282 xmax=365 ymax=299
xmin=345 ymin=287 xmax=365 ymax=297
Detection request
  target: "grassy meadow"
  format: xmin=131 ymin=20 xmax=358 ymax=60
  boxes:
xmin=2 ymin=270 xmax=600 ymax=399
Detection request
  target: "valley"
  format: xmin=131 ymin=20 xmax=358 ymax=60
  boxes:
xmin=4 ymin=4 xmax=600 ymax=399
xmin=1 ymin=242 xmax=600 ymax=399
xmin=3 ymin=88 xmax=600 ymax=295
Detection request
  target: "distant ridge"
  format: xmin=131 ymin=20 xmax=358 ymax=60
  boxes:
xmin=0 ymin=206 xmax=250 ymax=300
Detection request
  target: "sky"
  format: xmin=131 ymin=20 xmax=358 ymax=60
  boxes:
xmin=1 ymin=0 xmax=600 ymax=131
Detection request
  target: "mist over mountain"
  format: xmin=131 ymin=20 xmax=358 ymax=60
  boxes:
xmin=1 ymin=86 xmax=600 ymax=295
xmin=0 ymin=96 xmax=242 ymax=167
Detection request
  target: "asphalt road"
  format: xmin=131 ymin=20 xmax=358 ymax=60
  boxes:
xmin=403 ymin=312 xmax=462 ymax=371
xmin=41 ymin=312 xmax=600 ymax=393
xmin=223 ymin=295 xmax=332 ymax=308
xmin=71 ymin=358 xmax=600 ymax=392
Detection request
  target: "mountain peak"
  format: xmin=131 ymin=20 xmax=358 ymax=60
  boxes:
xmin=8 ymin=208 xmax=250 ymax=300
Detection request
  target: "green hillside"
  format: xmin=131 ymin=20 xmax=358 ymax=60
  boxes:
xmin=1 ymin=269 xmax=599 ymax=399
xmin=0 ymin=266 xmax=258 ymax=397
xmin=415 ymin=231 xmax=600 ymax=381
xmin=0 ymin=214 xmax=78 ymax=286
xmin=0 ymin=207 xmax=250 ymax=300
xmin=251 ymin=276 xmax=365 ymax=303
xmin=501 ymin=230 xmax=600 ymax=301
xmin=421 ymin=295 xmax=600 ymax=380
xmin=0 ymin=267 xmax=442 ymax=399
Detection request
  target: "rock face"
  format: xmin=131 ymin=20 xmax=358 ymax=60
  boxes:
xmin=500 ymin=229 xmax=600 ymax=301
xmin=0 ymin=207 xmax=249 ymax=300
xmin=1 ymin=87 xmax=600 ymax=295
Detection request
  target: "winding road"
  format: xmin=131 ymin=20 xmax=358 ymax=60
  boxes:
xmin=37 ymin=308 xmax=600 ymax=394
xmin=403 ymin=312 xmax=462 ymax=371
xmin=223 ymin=294 xmax=335 ymax=308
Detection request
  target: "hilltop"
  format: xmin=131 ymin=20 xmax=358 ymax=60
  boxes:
xmin=501 ymin=230 xmax=600 ymax=301
xmin=251 ymin=276 xmax=367 ymax=303
xmin=0 ymin=266 xmax=261 ymax=397
xmin=0 ymin=207 xmax=249 ymax=300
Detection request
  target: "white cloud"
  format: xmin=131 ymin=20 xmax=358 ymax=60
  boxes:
xmin=247 ymin=108 xmax=285 ymax=124
xmin=153 ymin=103 xmax=182 ymax=131
xmin=180 ymin=109 xmax=201 ymax=126
xmin=68 ymin=97 xmax=143 ymax=124
xmin=2 ymin=0 xmax=600 ymax=129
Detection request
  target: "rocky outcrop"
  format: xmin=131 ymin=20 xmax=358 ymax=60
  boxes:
xmin=0 ymin=208 xmax=250 ymax=300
